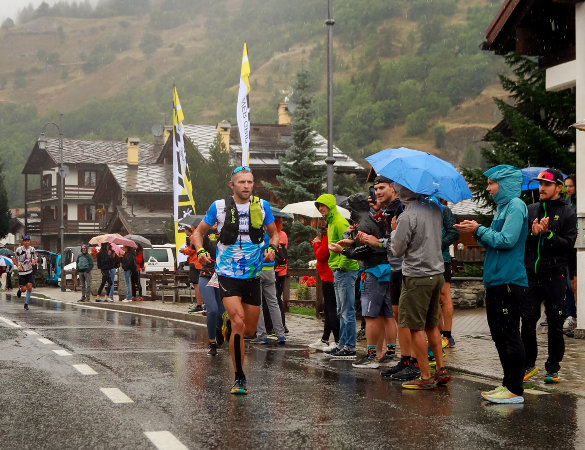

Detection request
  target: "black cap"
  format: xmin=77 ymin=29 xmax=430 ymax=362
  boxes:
xmin=532 ymin=168 xmax=564 ymax=185
xmin=373 ymin=175 xmax=392 ymax=185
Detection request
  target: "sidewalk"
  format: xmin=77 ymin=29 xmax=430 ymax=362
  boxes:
xmin=30 ymin=287 xmax=585 ymax=397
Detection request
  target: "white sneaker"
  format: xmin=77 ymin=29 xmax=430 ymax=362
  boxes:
xmin=326 ymin=342 xmax=339 ymax=351
xmin=122 ymin=299 xmax=132 ymax=303
xmin=563 ymin=316 xmax=577 ymax=331
xmin=308 ymin=339 xmax=330 ymax=351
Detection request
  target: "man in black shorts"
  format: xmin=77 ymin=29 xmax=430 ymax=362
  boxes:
xmin=13 ymin=236 xmax=38 ymax=310
xmin=193 ymin=166 xmax=278 ymax=395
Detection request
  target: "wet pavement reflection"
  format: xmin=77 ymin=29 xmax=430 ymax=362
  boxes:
xmin=0 ymin=293 xmax=583 ymax=449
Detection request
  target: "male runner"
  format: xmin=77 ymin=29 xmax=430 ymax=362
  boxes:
xmin=13 ymin=236 xmax=38 ymax=310
xmin=193 ymin=166 xmax=278 ymax=395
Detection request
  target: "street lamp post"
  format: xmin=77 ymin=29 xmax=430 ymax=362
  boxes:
xmin=37 ymin=122 xmax=65 ymax=253
xmin=325 ymin=0 xmax=336 ymax=194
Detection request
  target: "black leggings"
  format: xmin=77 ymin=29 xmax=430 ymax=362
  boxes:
xmin=322 ymin=281 xmax=340 ymax=343
xmin=97 ymin=269 xmax=112 ymax=296
xmin=131 ymin=270 xmax=142 ymax=297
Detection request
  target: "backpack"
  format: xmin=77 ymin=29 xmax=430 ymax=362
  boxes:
xmin=219 ymin=196 xmax=264 ymax=245
xmin=274 ymin=243 xmax=288 ymax=268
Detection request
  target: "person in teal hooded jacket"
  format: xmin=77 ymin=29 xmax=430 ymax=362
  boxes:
xmin=455 ymin=164 xmax=527 ymax=405
xmin=315 ymin=194 xmax=360 ymax=359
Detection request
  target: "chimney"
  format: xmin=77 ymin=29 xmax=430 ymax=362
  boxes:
xmin=216 ymin=121 xmax=231 ymax=152
xmin=127 ymin=137 xmax=140 ymax=165
xmin=278 ymin=102 xmax=291 ymax=125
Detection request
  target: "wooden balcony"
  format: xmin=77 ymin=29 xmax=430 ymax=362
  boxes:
xmin=26 ymin=220 xmax=102 ymax=235
xmin=26 ymin=185 xmax=96 ymax=203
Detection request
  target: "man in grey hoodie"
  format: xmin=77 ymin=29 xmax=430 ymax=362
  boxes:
xmin=390 ymin=183 xmax=450 ymax=390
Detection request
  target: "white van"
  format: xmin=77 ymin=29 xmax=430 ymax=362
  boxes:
xmin=143 ymin=244 xmax=176 ymax=272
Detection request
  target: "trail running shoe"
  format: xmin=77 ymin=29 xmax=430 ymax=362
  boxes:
xmin=523 ymin=366 xmax=538 ymax=382
xmin=402 ymin=377 xmax=436 ymax=390
xmin=433 ymin=367 xmax=451 ymax=386
xmin=378 ymin=348 xmax=396 ymax=365
xmin=323 ymin=346 xmax=342 ymax=357
xmin=207 ymin=342 xmax=218 ymax=357
xmin=446 ymin=336 xmax=456 ymax=348
xmin=277 ymin=336 xmax=286 ymax=345
xmin=221 ymin=312 xmax=231 ymax=342
xmin=230 ymin=378 xmax=248 ymax=395
xmin=481 ymin=385 xmax=505 ymax=399
xmin=544 ymin=372 xmax=560 ymax=384
xmin=352 ymin=352 xmax=380 ymax=369
xmin=441 ymin=337 xmax=449 ymax=348
xmin=381 ymin=360 xmax=408 ymax=377
xmin=390 ymin=363 xmax=421 ymax=381
xmin=329 ymin=348 xmax=356 ymax=360
xmin=483 ymin=387 xmax=524 ymax=404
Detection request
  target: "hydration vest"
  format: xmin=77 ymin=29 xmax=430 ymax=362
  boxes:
xmin=218 ymin=196 xmax=264 ymax=245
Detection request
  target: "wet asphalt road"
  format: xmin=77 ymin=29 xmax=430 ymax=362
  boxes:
xmin=1 ymin=294 xmax=584 ymax=450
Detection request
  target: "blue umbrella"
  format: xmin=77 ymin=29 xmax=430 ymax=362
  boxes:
xmin=521 ymin=166 xmax=567 ymax=191
xmin=0 ymin=255 xmax=12 ymax=266
xmin=365 ymin=147 xmax=473 ymax=203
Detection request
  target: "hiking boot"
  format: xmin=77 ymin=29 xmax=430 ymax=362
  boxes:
xmin=433 ymin=367 xmax=451 ymax=386
xmin=523 ymin=366 xmax=538 ymax=382
xmin=329 ymin=348 xmax=356 ymax=360
xmin=402 ymin=377 xmax=436 ymax=390
xmin=390 ymin=363 xmax=421 ymax=381
xmin=230 ymin=378 xmax=248 ymax=395
xmin=352 ymin=352 xmax=380 ymax=369
xmin=381 ymin=360 xmax=408 ymax=377
xmin=544 ymin=372 xmax=560 ymax=384
xmin=483 ymin=387 xmax=524 ymax=404
xmin=563 ymin=316 xmax=577 ymax=331
xmin=207 ymin=342 xmax=218 ymax=357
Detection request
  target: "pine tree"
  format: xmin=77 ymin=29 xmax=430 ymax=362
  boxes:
xmin=267 ymin=68 xmax=324 ymax=203
xmin=462 ymin=54 xmax=575 ymax=205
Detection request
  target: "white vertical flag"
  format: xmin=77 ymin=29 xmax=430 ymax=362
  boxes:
xmin=237 ymin=43 xmax=251 ymax=166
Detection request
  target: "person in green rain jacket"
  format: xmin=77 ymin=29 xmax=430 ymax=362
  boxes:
xmin=315 ymin=194 xmax=359 ymax=359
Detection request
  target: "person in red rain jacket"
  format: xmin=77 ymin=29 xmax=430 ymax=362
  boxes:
xmin=308 ymin=227 xmax=339 ymax=351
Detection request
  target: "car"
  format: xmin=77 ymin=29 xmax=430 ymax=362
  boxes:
xmin=143 ymin=244 xmax=176 ymax=272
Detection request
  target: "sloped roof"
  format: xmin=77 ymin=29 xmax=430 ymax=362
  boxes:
xmin=23 ymin=137 xmax=160 ymax=173
xmin=107 ymin=164 xmax=173 ymax=193
xmin=116 ymin=205 xmax=172 ymax=236
xmin=179 ymin=123 xmax=363 ymax=172
xmin=448 ymin=199 xmax=493 ymax=217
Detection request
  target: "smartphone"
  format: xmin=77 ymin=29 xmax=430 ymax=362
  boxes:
xmin=369 ymin=186 xmax=376 ymax=204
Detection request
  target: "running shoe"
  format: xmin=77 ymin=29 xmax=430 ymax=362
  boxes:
xmin=356 ymin=328 xmax=366 ymax=341
xmin=563 ymin=316 xmax=577 ymax=331
xmin=433 ymin=367 xmax=451 ymax=386
xmin=329 ymin=348 xmax=356 ymax=360
xmin=446 ymin=336 xmax=456 ymax=348
xmin=221 ymin=312 xmax=231 ymax=342
xmin=523 ymin=366 xmax=538 ymax=382
xmin=308 ymin=339 xmax=330 ymax=351
xmin=483 ymin=387 xmax=524 ymax=404
xmin=230 ymin=378 xmax=248 ymax=395
xmin=188 ymin=305 xmax=204 ymax=314
xmin=544 ymin=372 xmax=560 ymax=384
xmin=106 ymin=297 xmax=114 ymax=303
xmin=390 ymin=364 xmax=421 ymax=381
xmin=481 ymin=385 xmax=505 ymax=399
xmin=441 ymin=337 xmax=449 ymax=348
xmin=352 ymin=352 xmax=380 ymax=369
xmin=24 ymin=303 xmax=29 ymax=310
xmin=378 ymin=350 xmax=396 ymax=365
xmin=323 ymin=346 xmax=342 ymax=357
xmin=207 ymin=342 xmax=218 ymax=357
xmin=402 ymin=376 xmax=436 ymax=390
xmin=251 ymin=336 xmax=268 ymax=344
xmin=381 ymin=359 xmax=408 ymax=377
xmin=277 ymin=336 xmax=286 ymax=345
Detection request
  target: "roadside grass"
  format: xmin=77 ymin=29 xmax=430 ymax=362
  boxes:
xmin=289 ymin=306 xmax=316 ymax=317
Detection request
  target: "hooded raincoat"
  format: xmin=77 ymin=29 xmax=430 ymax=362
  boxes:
xmin=474 ymin=165 xmax=528 ymax=287
xmin=315 ymin=194 xmax=359 ymax=272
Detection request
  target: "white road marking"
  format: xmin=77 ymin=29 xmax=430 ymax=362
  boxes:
xmin=24 ymin=330 xmax=38 ymax=335
xmin=52 ymin=349 xmax=72 ymax=356
xmin=100 ymin=388 xmax=134 ymax=404
xmin=144 ymin=431 xmax=189 ymax=450
xmin=72 ymin=364 xmax=98 ymax=375
xmin=38 ymin=338 xmax=53 ymax=345
xmin=0 ymin=316 xmax=21 ymax=328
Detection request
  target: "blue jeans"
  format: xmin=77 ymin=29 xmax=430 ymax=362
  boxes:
xmin=124 ymin=270 xmax=132 ymax=300
xmin=334 ymin=270 xmax=358 ymax=351
xmin=109 ymin=268 xmax=116 ymax=298
xmin=199 ymin=276 xmax=224 ymax=341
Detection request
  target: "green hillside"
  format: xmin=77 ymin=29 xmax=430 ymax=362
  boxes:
xmin=0 ymin=0 xmax=506 ymax=206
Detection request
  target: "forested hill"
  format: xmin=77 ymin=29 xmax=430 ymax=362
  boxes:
xmin=0 ymin=0 xmax=505 ymax=206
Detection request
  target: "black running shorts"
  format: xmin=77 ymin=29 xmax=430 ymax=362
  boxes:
xmin=218 ymin=276 xmax=261 ymax=306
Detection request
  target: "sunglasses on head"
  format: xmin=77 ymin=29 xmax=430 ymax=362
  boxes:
xmin=232 ymin=165 xmax=251 ymax=174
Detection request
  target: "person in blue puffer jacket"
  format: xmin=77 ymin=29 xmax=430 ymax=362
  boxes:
xmin=455 ymin=164 xmax=528 ymax=405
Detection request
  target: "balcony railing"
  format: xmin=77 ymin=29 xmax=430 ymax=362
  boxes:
xmin=27 ymin=185 xmax=96 ymax=203
xmin=26 ymin=220 xmax=102 ymax=235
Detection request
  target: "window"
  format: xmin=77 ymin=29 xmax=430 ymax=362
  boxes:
xmin=78 ymin=204 xmax=96 ymax=221
xmin=80 ymin=170 xmax=97 ymax=187
xmin=143 ymin=249 xmax=169 ymax=262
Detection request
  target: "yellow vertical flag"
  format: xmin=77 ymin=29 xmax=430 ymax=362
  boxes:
xmin=237 ymin=43 xmax=251 ymax=166
xmin=172 ymin=86 xmax=196 ymax=265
